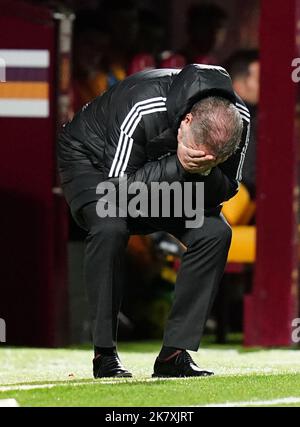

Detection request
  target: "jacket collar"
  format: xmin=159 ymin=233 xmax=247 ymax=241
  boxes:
xmin=166 ymin=64 xmax=237 ymax=130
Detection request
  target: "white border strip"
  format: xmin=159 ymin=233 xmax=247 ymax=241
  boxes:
xmin=0 ymin=399 xmax=19 ymax=407
xmin=0 ymin=99 xmax=49 ymax=118
xmin=0 ymin=50 xmax=50 ymax=68
xmin=203 ymin=396 xmax=300 ymax=407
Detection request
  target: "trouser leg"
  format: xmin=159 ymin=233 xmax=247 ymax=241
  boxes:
xmin=81 ymin=203 xmax=129 ymax=347
xmin=162 ymin=214 xmax=232 ymax=351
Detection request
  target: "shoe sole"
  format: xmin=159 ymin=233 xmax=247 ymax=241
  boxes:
xmin=114 ymin=372 xmax=133 ymax=378
xmin=152 ymin=374 xmax=179 ymax=378
xmin=152 ymin=373 xmax=214 ymax=378
xmin=94 ymin=372 xmax=133 ymax=379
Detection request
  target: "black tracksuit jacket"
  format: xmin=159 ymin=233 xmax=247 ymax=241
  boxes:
xmin=57 ymin=64 xmax=250 ymax=216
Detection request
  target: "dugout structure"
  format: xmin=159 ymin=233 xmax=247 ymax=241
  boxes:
xmin=0 ymin=0 xmax=73 ymax=346
xmin=244 ymin=0 xmax=300 ymax=346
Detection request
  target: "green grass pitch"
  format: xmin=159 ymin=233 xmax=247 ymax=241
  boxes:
xmin=0 ymin=340 xmax=300 ymax=407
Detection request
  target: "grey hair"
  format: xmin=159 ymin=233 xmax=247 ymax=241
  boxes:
xmin=190 ymin=96 xmax=244 ymax=159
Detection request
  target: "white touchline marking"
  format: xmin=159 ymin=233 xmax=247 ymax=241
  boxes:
xmin=1 ymin=368 xmax=300 ymax=392
xmin=201 ymin=397 xmax=300 ymax=407
xmin=0 ymin=382 xmax=96 ymax=392
xmin=1 ymin=368 xmax=300 ymax=393
xmin=0 ymin=399 xmax=19 ymax=407
xmin=0 ymin=377 xmax=194 ymax=392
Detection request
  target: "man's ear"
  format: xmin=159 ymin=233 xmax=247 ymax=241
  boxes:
xmin=184 ymin=113 xmax=193 ymax=125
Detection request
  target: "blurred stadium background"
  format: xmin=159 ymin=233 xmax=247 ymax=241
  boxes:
xmin=0 ymin=0 xmax=300 ymax=407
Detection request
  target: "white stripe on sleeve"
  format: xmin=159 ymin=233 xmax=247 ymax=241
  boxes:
xmin=109 ymin=97 xmax=167 ymax=177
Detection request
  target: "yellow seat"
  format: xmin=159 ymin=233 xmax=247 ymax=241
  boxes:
xmin=222 ymin=184 xmax=256 ymax=263
xmin=222 ymin=184 xmax=255 ymax=226
xmin=227 ymin=226 xmax=256 ymax=263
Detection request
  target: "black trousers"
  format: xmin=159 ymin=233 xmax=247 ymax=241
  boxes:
xmin=77 ymin=202 xmax=232 ymax=351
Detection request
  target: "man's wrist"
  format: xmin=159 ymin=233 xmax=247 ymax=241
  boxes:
xmin=199 ymin=168 xmax=212 ymax=176
xmin=175 ymin=154 xmax=190 ymax=178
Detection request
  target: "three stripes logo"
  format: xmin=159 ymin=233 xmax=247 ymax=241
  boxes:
xmin=235 ymin=102 xmax=251 ymax=182
xmin=236 ymin=102 xmax=250 ymax=123
xmin=109 ymin=97 xmax=167 ymax=178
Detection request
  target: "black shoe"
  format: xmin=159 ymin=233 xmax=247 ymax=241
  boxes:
xmin=152 ymin=350 xmax=214 ymax=378
xmin=93 ymin=353 xmax=132 ymax=378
